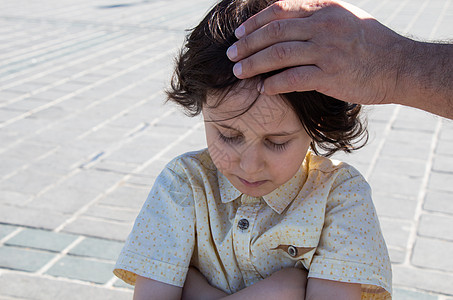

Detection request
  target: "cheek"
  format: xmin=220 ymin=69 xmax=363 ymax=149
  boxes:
xmin=270 ymin=156 xmax=301 ymax=182
xmin=207 ymin=142 xmax=237 ymax=172
xmin=271 ymin=141 xmax=309 ymax=179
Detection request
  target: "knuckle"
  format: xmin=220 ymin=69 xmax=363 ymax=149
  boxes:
xmin=271 ymin=1 xmax=289 ymax=17
xmin=267 ymin=20 xmax=284 ymax=39
xmin=313 ymin=7 xmax=349 ymax=33
xmin=249 ymin=16 xmax=259 ymax=32
xmin=286 ymin=68 xmax=303 ymax=87
xmin=239 ymin=35 xmax=252 ymax=52
xmin=270 ymin=44 xmax=291 ymax=62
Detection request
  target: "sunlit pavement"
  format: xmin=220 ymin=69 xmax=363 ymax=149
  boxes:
xmin=0 ymin=0 xmax=452 ymax=298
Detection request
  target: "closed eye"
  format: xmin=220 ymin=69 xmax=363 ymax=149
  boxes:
xmin=266 ymin=139 xmax=289 ymax=151
xmin=218 ymin=132 xmax=243 ymax=144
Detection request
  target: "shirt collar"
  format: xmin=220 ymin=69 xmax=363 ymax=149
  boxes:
xmin=262 ymin=161 xmax=307 ymax=214
xmin=218 ymin=170 xmax=242 ymax=204
xmin=217 ymin=159 xmax=308 ymax=214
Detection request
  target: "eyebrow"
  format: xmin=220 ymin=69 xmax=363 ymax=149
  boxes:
xmin=208 ymin=121 xmax=301 ymax=137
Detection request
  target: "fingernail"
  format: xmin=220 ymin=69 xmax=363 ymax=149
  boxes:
xmin=257 ymin=81 xmax=265 ymax=94
xmin=235 ymin=25 xmax=245 ymax=38
xmin=233 ymin=62 xmax=242 ymax=77
xmin=226 ymin=45 xmax=237 ymax=60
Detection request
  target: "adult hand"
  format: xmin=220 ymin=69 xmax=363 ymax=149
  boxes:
xmin=227 ymin=0 xmax=408 ymax=106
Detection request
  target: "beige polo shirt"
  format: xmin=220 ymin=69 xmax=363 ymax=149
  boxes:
xmin=114 ymin=149 xmax=391 ymax=299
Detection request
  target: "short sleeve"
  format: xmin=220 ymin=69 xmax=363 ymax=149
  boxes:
xmin=308 ymin=167 xmax=392 ymax=299
xmin=114 ymin=161 xmax=196 ymax=287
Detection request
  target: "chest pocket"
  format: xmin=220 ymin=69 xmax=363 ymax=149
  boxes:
xmin=266 ymin=233 xmax=318 ymax=272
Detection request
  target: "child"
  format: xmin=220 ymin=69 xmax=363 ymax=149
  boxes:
xmin=114 ymin=0 xmax=392 ymax=299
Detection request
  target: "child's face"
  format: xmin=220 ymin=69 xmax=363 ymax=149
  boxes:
xmin=203 ymin=84 xmax=311 ymax=197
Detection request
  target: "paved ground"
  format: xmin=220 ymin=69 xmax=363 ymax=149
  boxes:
xmin=0 ymin=0 xmax=452 ymax=299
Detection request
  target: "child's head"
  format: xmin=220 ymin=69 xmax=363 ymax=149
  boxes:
xmin=167 ymin=0 xmax=368 ymax=196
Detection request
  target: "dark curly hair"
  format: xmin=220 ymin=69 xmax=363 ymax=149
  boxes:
xmin=166 ymin=0 xmax=368 ymax=156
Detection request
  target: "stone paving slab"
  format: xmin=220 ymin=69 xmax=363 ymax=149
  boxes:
xmin=0 ymin=0 xmax=453 ymax=299
xmin=5 ymin=228 xmax=78 ymax=252
xmin=68 ymin=237 xmax=124 ymax=261
xmin=45 ymin=256 xmax=115 ymax=284
xmin=0 ymin=272 xmax=132 ymax=300
xmin=0 ymin=246 xmax=56 ymax=273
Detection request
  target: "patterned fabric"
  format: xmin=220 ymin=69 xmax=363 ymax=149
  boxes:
xmin=114 ymin=149 xmax=392 ymax=299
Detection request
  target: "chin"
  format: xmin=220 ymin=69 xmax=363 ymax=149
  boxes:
xmin=239 ymin=185 xmax=274 ymax=198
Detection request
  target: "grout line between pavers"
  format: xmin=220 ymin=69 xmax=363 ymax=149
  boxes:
xmin=0 ymin=31 xmax=168 ymax=104
xmin=0 ymin=294 xmax=24 ymax=300
xmin=394 ymin=286 xmax=443 ymax=300
xmin=413 ymin=233 xmax=453 ymax=245
xmin=364 ymin=105 xmax=401 ymax=180
xmin=20 ymin=168 xmax=82 ymax=207
xmin=0 ymin=227 xmax=24 ymax=246
xmin=357 ymin=0 xmax=373 ymax=7
xmin=401 ymin=0 xmax=430 ymax=34
xmin=54 ymin=121 xmax=204 ymax=233
xmin=3 ymin=1 xmax=93 ymax=21
xmin=35 ymin=235 xmax=85 ymax=275
xmin=394 ymin=263 xmax=453 ymax=277
xmin=94 ymin=203 xmax=139 ymax=212
xmin=0 ymin=38 xmax=174 ymax=128
xmin=0 ymin=31 xmax=128 ymax=82
xmin=429 ymin=0 xmax=451 ymax=39
xmin=0 ymin=31 xmax=145 ymax=89
xmin=0 ymin=68 xmax=174 ymax=197
xmin=0 ymin=30 xmax=102 ymax=66
xmin=364 ymin=0 xmax=424 ymax=180
xmin=65 ymin=214 xmax=135 ymax=227
xmin=384 ymin=0 xmax=411 ymax=26
xmin=74 ymin=93 xmax=166 ymax=141
xmin=64 ymin=253 xmax=119 ymax=264
xmin=104 ymin=275 xmax=119 ymax=288
xmin=0 ymin=268 xmax=133 ymax=292
xmin=0 ymin=51 xmax=176 ymax=179
xmin=1 ymin=147 xmax=59 ymax=181
xmin=18 ymin=92 xmax=174 ymax=208
xmin=76 ymin=106 xmax=176 ymax=167
xmin=404 ymin=118 xmax=442 ymax=266
xmin=0 ymin=28 xmax=67 ymax=61
xmin=0 ymin=89 xmax=163 ymax=182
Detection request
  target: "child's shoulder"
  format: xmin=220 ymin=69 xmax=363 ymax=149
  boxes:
xmin=164 ymin=148 xmax=216 ymax=178
xmin=306 ymin=152 xmax=364 ymax=183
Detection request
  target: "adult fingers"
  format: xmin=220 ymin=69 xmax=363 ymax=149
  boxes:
xmin=233 ymin=41 xmax=318 ymax=79
xmin=235 ymin=0 xmax=315 ymax=39
xmin=260 ymin=65 xmax=323 ymax=95
xmin=227 ymin=18 xmax=314 ymax=62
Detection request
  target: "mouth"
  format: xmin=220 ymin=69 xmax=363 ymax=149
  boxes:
xmin=238 ymin=177 xmax=268 ymax=187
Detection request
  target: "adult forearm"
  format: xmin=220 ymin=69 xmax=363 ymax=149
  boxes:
xmin=228 ymin=0 xmax=453 ymax=119
xmin=396 ymin=41 xmax=453 ymax=119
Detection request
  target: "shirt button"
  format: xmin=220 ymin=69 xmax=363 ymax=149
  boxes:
xmin=238 ymin=218 xmax=249 ymax=230
xmin=288 ymin=245 xmax=298 ymax=257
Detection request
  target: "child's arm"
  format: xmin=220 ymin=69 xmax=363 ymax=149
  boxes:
xmin=305 ymin=278 xmax=361 ymax=300
xmin=134 ymin=275 xmax=182 ymax=300
xmin=182 ymin=267 xmax=228 ymax=300
xmin=182 ymin=267 xmax=307 ymax=300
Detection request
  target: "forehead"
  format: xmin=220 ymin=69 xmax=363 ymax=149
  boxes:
xmin=204 ymin=83 xmax=301 ymax=132
xmin=203 ymin=81 xmax=290 ymax=119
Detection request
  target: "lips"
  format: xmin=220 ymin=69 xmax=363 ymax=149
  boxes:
xmin=238 ymin=177 xmax=267 ymax=187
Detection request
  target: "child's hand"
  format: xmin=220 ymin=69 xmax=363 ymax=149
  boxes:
xmin=182 ymin=267 xmax=228 ymax=300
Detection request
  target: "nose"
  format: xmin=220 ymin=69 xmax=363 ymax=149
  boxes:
xmin=239 ymin=145 xmax=265 ymax=175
